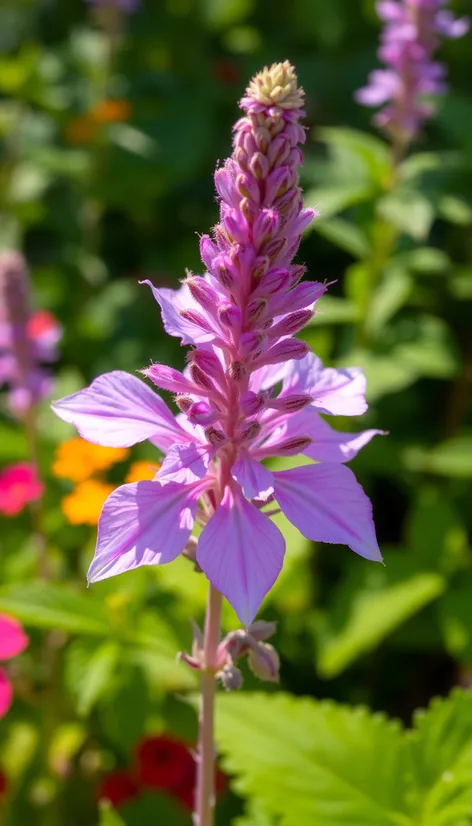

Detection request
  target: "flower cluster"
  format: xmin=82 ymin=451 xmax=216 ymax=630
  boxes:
xmin=0 ymin=252 xmax=62 ymax=419
xmin=52 ymin=437 xmax=156 ymax=525
xmin=356 ymin=0 xmax=469 ymax=143
xmin=0 ymin=463 xmax=43 ymax=517
xmin=53 ymin=62 xmax=382 ymax=625
xmin=0 ymin=615 xmax=28 ymax=718
xmin=98 ymin=733 xmax=226 ymax=811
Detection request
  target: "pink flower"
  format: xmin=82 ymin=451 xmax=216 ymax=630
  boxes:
xmin=0 ymin=463 xmax=43 ymax=517
xmin=356 ymin=0 xmax=469 ymax=142
xmin=0 ymin=615 xmax=28 ymax=717
xmin=52 ymin=63 xmax=383 ymax=624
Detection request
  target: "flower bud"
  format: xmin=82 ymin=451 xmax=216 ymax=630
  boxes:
xmin=248 ymin=642 xmax=280 ymax=683
xmin=219 ymin=303 xmax=241 ymax=330
xmin=188 ymin=401 xmax=220 ymax=426
xmin=254 ymin=338 xmax=309 ymax=367
xmin=142 ymin=364 xmax=196 ymax=394
xmin=253 ymin=267 xmax=290 ymax=296
xmin=179 ymin=309 xmax=213 ymax=333
xmin=213 ymin=255 xmax=236 ymax=290
xmin=248 ymin=620 xmax=277 ymax=642
xmin=253 ymin=209 xmax=279 ymax=247
xmin=240 ymin=420 xmax=262 ymax=442
xmin=272 ymin=435 xmax=312 ymax=455
xmin=219 ymin=664 xmax=244 ymax=691
xmin=246 ymin=298 xmax=267 ymax=324
xmin=189 ymin=349 xmax=224 ymax=381
xmin=240 ymin=331 xmax=264 ymax=358
xmin=228 ymin=361 xmax=247 ymax=382
xmin=200 ymin=235 xmax=219 ymax=270
xmin=189 ymin=363 xmax=215 ymax=391
xmin=185 ymin=276 xmax=219 ymax=311
xmin=249 ymin=151 xmax=269 ymax=180
xmin=204 ymin=426 xmax=227 ymax=446
xmin=267 ymin=393 xmax=312 ymax=413
xmin=240 ymin=391 xmax=265 ymax=416
xmin=268 ymin=309 xmax=313 ymax=339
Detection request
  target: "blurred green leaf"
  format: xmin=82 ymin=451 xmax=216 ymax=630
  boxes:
xmin=403 ymin=436 xmax=472 ymax=478
xmin=365 ymin=268 xmax=412 ymax=336
xmin=304 ymin=184 xmax=371 ymax=219
xmin=437 ymin=194 xmax=472 ymax=226
xmin=378 ymin=189 xmax=434 ymax=240
xmin=0 ymin=583 xmax=110 ymax=635
xmin=314 ymin=218 xmax=371 ymax=258
xmin=202 ymin=0 xmax=254 ymax=30
xmin=310 ymin=294 xmax=360 ymax=324
xmin=439 ymin=574 xmax=472 ymax=660
xmin=393 ymin=247 xmax=450 ymax=275
xmin=98 ymin=802 xmax=126 ymax=826
xmin=450 ymin=267 xmax=472 ymax=299
xmin=408 ymin=487 xmax=468 ymax=573
xmin=316 ymin=127 xmax=391 ymax=186
xmin=317 ymin=569 xmax=445 ymax=678
xmin=65 ymin=638 xmax=120 ymax=716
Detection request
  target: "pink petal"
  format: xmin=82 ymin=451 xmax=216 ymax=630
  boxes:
xmin=0 ymin=668 xmax=12 ymax=717
xmin=89 ymin=481 xmax=200 ymax=582
xmin=300 ymin=415 xmax=384 ymax=463
xmin=142 ymin=280 xmax=218 ymax=345
xmin=52 ymin=371 xmax=186 ymax=450
xmin=231 ymin=454 xmax=274 ymax=501
xmin=157 ymin=442 xmax=212 ymax=484
xmin=0 ymin=615 xmax=28 ymax=660
xmin=283 ymin=353 xmax=368 ymax=416
xmin=273 ymin=464 xmax=382 ymax=562
xmin=197 ymin=486 xmax=285 ymax=624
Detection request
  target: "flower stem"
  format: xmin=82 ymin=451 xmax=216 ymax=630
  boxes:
xmin=195 ymin=584 xmax=223 ymax=826
xmin=23 ymin=405 xmax=48 ymax=580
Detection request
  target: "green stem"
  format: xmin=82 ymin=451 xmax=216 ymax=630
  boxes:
xmin=195 ymin=585 xmax=223 ymax=826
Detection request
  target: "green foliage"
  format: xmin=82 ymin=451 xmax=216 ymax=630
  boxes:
xmin=217 ymin=690 xmax=472 ymax=826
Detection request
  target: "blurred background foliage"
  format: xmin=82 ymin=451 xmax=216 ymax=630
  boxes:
xmin=1 ymin=0 xmax=472 ymax=824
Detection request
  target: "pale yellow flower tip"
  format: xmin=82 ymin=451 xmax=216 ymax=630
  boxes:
xmin=245 ymin=61 xmax=304 ymax=110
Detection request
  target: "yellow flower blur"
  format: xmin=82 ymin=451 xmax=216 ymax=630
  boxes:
xmin=52 ymin=438 xmax=129 ymax=483
xmin=61 ymin=480 xmax=115 ymax=526
xmin=125 ymin=460 xmax=159 ymax=483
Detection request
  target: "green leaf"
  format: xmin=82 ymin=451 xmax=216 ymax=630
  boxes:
xmin=393 ymin=247 xmax=450 ymax=275
xmin=449 ymin=267 xmax=472 ymax=300
xmin=403 ymin=436 xmax=472 ymax=478
xmin=202 ymin=0 xmax=254 ymax=29
xmin=317 ymin=568 xmax=446 ymax=678
xmin=378 ymin=190 xmax=434 ymax=240
xmin=65 ymin=639 xmax=120 ymax=716
xmin=437 ymin=195 xmax=472 ymax=226
xmin=340 ymin=349 xmax=417 ymax=402
xmin=235 ymin=802 xmax=276 ymax=826
xmin=0 ymin=584 xmax=110 ymax=635
xmin=317 ymin=127 xmax=391 ymax=186
xmin=310 ymin=294 xmax=360 ymax=324
xmin=216 ymin=692 xmax=408 ymax=826
xmin=407 ymin=487 xmax=467 ymax=573
xmin=438 ymin=573 xmax=472 ymax=660
xmin=98 ymin=802 xmax=126 ymax=826
xmin=304 ymin=184 xmax=372 ymax=220
xmin=365 ymin=268 xmax=412 ymax=335
xmin=393 ymin=316 xmax=459 ymax=380
xmin=408 ymin=690 xmax=472 ymax=825
xmin=315 ymin=218 xmax=372 ymax=258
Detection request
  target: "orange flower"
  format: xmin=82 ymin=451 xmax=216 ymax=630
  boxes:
xmin=52 ymin=438 xmax=128 ymax=483
xmin=65 ymin=99 xmax=131 ymax=145
xmin=125 ymin=461 xmax=159 ymax=483
xmin=91 ymin=99 xmax=131 ymax=123
xmin=62 ymin=480 xmax=115 ymax=526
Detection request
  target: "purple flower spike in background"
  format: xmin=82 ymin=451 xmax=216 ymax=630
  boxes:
xmin=53 ymin=62 xmax=383 ymax=625
xmin=0 ymin=252 xmax=62 ymax=419
xmin=356 ymin=0 xmax=469 ymax=146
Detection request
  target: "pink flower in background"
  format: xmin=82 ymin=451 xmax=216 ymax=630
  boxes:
xmin=0 ymin=463 xmax=44 ymax=517
xmin=53 ymin=63 xmax=382 ymax=625
xmin=0 ymin=615 xmax=28 ymax=717
xmin=356 ymin=0 xmax=469 ymax=143
xmin=0 ymin=252 xmax=62 ymax=418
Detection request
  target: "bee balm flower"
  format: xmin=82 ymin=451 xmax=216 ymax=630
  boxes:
xmin=52 ymin=63 xmax=382 ymax=624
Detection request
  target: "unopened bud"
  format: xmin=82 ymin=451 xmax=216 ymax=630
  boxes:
xmin=254 ymin=267 xmax=290 ymax=297
xmin=267 ymin=393 xmax=312 ymax=413
xmin=254 ymin=338 xmax=309 ymax=367
xmin=219 ymin=303 xmax=241 ymax=330
xmin=248 ymin=642 xmax=280 ymax=683
xmin=219 ymin=664 xmax=244 ymax=692
xmin=188 ymin=401 xmax=220 ymax=426
xmin=252 ymin=255 xmax=270 ymax=282
xmin=179 ymin=309 xmax=213 ymax=332
xmin=143 ymin=364 xmax=195 ymax=394
xmin=228 ymin=361 xmax=246 ymax=382
xmin=253 ymin=209 xmax=279 ymax=248
xmin=272 ymin=435 xmax=312 ymax=455
xmin=268 ymin=309 xmax=313 ymax=339
xmin=174 ymin=395 xmax=193 ymax=412
xmin=185 ymin=276 xmax=219 ymax=311
xmin=240 ymin=420 xmax=262 ymax=442
xmin=240 ymin=331 xmax=264 ymax=358
xmin=214 ymin=256 xmax=236 ymax=290
xmin=205 ymin=426 xmax=226 ymax=446
xmin=249 ymin=151 xmax=269 ymax=180
xmin=189 ymin=363 xmax=215 ymax=391
xmin=240 ymin=391 xmax=265 ymax=416
xmin=189 ymin=349 xmax=224 ymax=380
xmin=200 ymin=235 xmax=218 ymax=270
xmin=246 ymin=298 xmax=267 ymax=324
xmin=248 ymin=620 xmax=277 ymax=642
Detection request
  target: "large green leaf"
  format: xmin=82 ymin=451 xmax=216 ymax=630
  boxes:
xmin=378 ymin=189 xmax=434 ymax=240
xmin=98 ymin=803 xmax=126 ymax=826
xmin=408 ymin=691 xmax=472 ymax=825
xmin=403 ymin=437 xmax=472 ymax=478
xmin=65 ymin=638 xmax=121 ymax=716
xmin=314 ymin=218 xmax=372 ymax=258
xmin=216 ymin=692 xmax=408 ymax=826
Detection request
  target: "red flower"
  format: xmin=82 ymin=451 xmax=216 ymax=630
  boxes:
xmin=0 ymin=768 xmax=8 ymax=799
xmin=136 ymin=735 xmax=195 ymax=793
xmin=97 ymin=770 xmax=139 ymax=808
xmin=0 ymin=463 xmax=43 ymax=517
